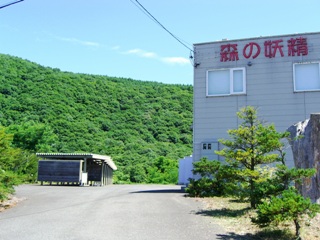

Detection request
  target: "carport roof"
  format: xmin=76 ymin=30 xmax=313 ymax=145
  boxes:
xmin=36 ymin=153 xmax=117 ymax=170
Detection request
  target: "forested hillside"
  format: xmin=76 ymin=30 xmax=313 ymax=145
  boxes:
xmin=0 ymin=53 xmax=193 ymax=184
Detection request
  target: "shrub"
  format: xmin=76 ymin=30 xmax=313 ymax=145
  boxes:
xmin=186 ymin=158 xmax=238 ymax=197
xmin=253 ymin=188 xmax=320 ymax=239
xmin=0 ymin=170 xmax=21 ymax=201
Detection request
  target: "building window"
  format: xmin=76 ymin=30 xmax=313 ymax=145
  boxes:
xmin=293 ymin=62 xmax=320 ymax=92
xmin=207 ymin=67 xmax=246 ymax=96
xmin=202 ymin=143 xmax=207 ymax=150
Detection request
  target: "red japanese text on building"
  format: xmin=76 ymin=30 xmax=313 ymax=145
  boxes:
xmin=243 ymin=42 xmax=261 ymax=59
xmin=219 ymin=37 xmax=308 ymax=62
xmin=264 ymin=39 xmax=284 ymax=58
xmin=288 ymin=37 xmax=308 ymax=56
xmin=220 ymin=44 xmax=239 ymax=62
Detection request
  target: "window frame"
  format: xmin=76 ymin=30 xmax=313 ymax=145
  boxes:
xmin=206 ymin=67 xmax=246 ymax=97
xmin=293 ymin=62 xmax=320 ymax=92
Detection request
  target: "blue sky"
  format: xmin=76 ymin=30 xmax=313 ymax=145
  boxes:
xmin=0 ymin=0 xmax=319 ymax=85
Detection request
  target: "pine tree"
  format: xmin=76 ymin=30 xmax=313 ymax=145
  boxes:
xmin=216 ymin=106 xmax=288 ymax=208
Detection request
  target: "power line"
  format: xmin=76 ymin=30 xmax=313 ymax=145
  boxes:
xmin=130 ymin=0 xmax=194 ymax=53
xmin=0 ymin=0 xmax=24 ymax=9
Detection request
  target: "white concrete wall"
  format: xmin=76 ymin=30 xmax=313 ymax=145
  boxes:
xmin=178 ymin=155 xmax=193 ymax=185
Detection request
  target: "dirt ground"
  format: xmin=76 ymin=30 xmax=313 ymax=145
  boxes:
xmin=197 ymin=197 xmax=320 ymax=240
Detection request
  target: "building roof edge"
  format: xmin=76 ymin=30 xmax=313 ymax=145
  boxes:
xmin=193 ymin=31 xmax=320 ymax=46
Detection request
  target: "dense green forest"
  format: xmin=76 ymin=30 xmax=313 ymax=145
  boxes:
xmin=0 ymin=53 xmax=193 ymax=188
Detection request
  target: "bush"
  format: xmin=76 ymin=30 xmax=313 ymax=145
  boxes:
xmin=186 ymin=158 xmax=238 ymax=197
xmin=0 ymin=170 xmax=21 ymax=201
xmin=186 ymin=177 xmax=224 ymax=197
xmin=253 ymin=188 xmax=320 ymax=239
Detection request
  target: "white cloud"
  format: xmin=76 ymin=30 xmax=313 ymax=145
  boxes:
xmin=124 ymin=48 xmax=157 ymax=59
xmin=56 ymin=36 xmax=100 ymax=47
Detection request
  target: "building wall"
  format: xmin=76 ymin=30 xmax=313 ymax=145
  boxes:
xmin=178 ymin=155 xmax=193 ymax=184
xmin=37 ymin=160 xmax=82 ymax=183
xmin=193 ymin=32 xmax=320 ymax=168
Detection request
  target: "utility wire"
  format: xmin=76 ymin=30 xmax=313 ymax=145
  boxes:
xmin=130 ymin=0 xmax=194 ymax=53
xmin=0 ymin=0 xmax=24 ymax=9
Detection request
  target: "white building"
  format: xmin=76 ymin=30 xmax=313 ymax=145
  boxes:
xmin=178 ymin=155 xmax=193 ymax=185
xmin=191 ymin=32 xmax=320 ymax=174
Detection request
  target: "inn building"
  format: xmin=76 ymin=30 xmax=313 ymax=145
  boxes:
xmin=179 ymin=32 xmax=320 ymax=184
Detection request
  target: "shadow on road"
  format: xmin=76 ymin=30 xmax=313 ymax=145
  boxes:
xmin=216 ymin=232 xmax=257 ymax=240
xmin=196 ymin=207 xmax=250 ymax=218
xmin=130 ymin=189 xmax=185 ymax=194
xmin=216 ymin=230 xmax=295 ymax=240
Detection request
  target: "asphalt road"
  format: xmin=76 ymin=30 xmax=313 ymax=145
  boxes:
xmin=0 ymin=184 xmax=225 ymax=240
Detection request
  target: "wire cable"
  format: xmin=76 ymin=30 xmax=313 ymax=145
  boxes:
xmin=130 ymin=0 xmax=194 ymax=53
xmin=0 ymin=0 xmax=24 ymax=9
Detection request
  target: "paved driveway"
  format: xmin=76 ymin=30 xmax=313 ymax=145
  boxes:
xmin=0 ymin=184 xmax=225 ymax=240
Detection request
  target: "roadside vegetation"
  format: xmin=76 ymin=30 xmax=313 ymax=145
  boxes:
xmin=187 ymin=106 xmax=320 ymax=239
xmin=197 ymin=196 xmax=320 ymax=240
xmin=0 ymin=53 xmax=193 ymax=200
xmin=0 ymin=127 xmax=38 ymax=201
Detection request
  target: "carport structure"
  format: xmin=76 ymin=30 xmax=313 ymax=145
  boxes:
xmin=36 ymin=153 xmax=117 ymax=186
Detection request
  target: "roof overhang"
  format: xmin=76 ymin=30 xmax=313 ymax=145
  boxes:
xmin=36 ymin=153 xmax=117 ymax=170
